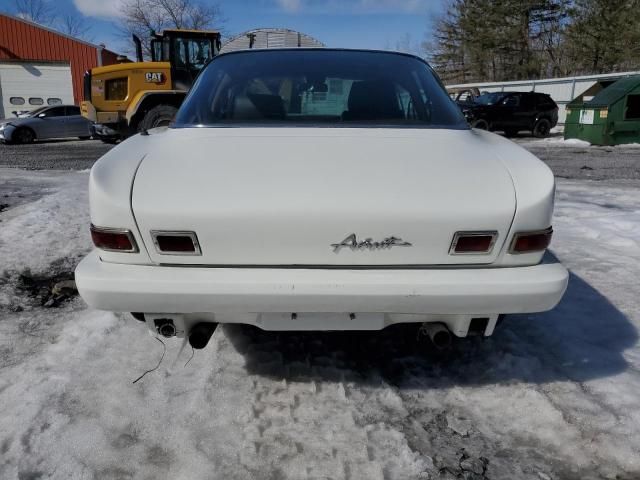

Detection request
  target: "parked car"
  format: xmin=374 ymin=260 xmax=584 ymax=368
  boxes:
xmin=449 ymin=87 xmax=481 ymax=106
xmin=75 ymin=49 xmax=568 ymax=350
xmin=0 ymin=105 xmax=92 ymax=144
xmin=460 ymin=91 xmax=559 ymax=137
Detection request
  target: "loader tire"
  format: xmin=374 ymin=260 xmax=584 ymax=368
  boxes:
xmin=138 ymin=105 xmax=178 ymax=132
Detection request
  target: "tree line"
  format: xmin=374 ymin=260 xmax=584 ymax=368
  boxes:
xmin=427 ymin=0 xmax=640 ymax=83
xmin=10 ymin=0 xmax=639 ymax=82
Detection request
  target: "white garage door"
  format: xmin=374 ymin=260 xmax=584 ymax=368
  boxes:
xmin=0 ymin=62 xmax=74 ymax=119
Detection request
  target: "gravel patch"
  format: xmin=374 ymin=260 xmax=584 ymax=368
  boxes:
xmin=0 ymin=139 xmax=111 ymax=170
xmin=515 ymin=134 xmax=640 ymax=181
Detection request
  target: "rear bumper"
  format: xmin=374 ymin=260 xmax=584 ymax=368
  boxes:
xmin=76 ymin=251 xmax=568 ymax=330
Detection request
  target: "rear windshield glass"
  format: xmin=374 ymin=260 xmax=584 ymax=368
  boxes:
xmin=174 ymin=49 xmax=468 ymax=129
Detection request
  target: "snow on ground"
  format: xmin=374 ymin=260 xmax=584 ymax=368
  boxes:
xmin=541 ymin=137 xmax=591 ymax=147
xmin=0 ymin=169 xmax=91 ymax=273
xmin=518 ymin=134 xmax=591 ymax=148
xmin=1 ymin=168 xmax=640 ymax=479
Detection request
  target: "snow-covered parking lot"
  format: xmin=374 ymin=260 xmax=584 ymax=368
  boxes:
xmin=1 ymin=138 xmax=640 ymax=479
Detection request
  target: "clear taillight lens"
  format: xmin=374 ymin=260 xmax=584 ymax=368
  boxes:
xmin=90 ymin=225 xmax=138 ymax=252
xmin=510 ymin=227 xmax=553 ymax=254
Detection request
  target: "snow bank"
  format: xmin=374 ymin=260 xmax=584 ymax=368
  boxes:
xmin=0 ymin=169 xmax=91 ymax=275
xmin=534 ymin=137 xmax=591 ymax=147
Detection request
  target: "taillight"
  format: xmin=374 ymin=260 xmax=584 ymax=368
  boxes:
xmin=90 ymin=225 xmax=138 ymax=252
xmin=151 ymin=231 xmax=201 ymax=255
xmin=509 ymin=227 xmax=553 ymax=254
xmin=450 ymin=231 xmax=497 ymax=254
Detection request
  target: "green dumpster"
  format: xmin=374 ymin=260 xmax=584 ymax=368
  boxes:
xmin=565 ymin=75 xmax=640 ymax=145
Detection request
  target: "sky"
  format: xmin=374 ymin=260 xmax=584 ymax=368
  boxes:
xmin=1 ymin=0 xmax=443 ymax=55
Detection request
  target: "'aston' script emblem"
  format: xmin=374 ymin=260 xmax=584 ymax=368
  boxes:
xmin=331 ymin=233 xmax=412 ymax=253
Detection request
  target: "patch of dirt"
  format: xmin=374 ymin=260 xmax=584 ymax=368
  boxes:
xmin=16 ymin=271 xmax=78 ymax=308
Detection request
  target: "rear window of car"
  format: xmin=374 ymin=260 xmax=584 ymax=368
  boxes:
xmin=474 ymin=92 xmax=506 ymax=105
xmin=536 ymin=94 xmax=557 ymax=108
xmin=174 ymin=49 xmax=468 ymax=129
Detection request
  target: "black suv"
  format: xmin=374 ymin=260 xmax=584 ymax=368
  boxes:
xmin=459 ymin=91 xmax=558 ymax=138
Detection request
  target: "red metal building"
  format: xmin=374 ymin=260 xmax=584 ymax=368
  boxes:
xmin=0 ymin=12 xmax=120 ymax=105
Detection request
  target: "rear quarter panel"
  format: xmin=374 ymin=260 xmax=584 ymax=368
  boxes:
xmin=474 ymin=129 xmax=556 ymax=266
xmin=89 ymin=133 xmax=155 ymax=264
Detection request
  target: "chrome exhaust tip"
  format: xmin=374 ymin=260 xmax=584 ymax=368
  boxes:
xmin=154 ymin=319 xmax=176 ymax=338
xmin=419 ymin=322 xmax=452 ymax=350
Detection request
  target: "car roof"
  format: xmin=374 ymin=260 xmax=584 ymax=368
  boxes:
xmin=214 ymin=47 xmax=430 ymax=64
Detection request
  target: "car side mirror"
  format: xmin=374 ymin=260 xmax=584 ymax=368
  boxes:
xmin=38 ymin=113 xmax=46 ymax=118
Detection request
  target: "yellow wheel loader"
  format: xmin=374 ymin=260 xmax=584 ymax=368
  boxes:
xmin=81 ymin=29 xmax=221 ymax=142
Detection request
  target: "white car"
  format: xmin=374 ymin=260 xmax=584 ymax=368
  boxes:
xmin=75 ymin=49 xmax=568 ymax=349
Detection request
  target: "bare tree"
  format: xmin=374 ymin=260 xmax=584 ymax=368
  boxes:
xmin=14 ymin=0 xmax=54 ymax=26
xmin=118 ymin=0 xmax=225 ymax=58
xmin=394 ymin=33 xmax=420 ymax=56
xmin=58 ymin=13 xmax=93 ymax=41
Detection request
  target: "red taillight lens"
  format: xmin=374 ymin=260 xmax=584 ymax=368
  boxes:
xmin=90 ymin=225 xmax=138 ymax=252
xmin=156 ymin=235 xmax=195 ymax=252
xmin=510 ymin=227 xmax=553 ymax=253
xmin=151 ymin=231 xmax=201 ymax=255
xmin=450 ymin=232 xmax=497 ymax=254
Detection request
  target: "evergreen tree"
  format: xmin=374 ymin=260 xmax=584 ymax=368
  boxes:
xmin=565 ymin=0 xmax=640 ymax=74
xmin=426 ymin=0 xmax=640 ymax=81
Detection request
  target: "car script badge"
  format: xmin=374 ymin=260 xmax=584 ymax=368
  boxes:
xmin=331 ymin=233 xmax=412 ymax=253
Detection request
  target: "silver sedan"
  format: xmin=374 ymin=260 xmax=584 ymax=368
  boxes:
xmin=0 ymin=105 xmax=92 ymax=144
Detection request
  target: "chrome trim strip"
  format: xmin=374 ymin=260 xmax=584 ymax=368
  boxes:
xmin=150 ymin=230 xmax=202 ymax=256
xmin=508 ymin=227 xmax=553 ymax=254
xmin=90 ymin=224 xmax=139 ymax=253
xmin=449 ymin=231 xmax=498 ymax=255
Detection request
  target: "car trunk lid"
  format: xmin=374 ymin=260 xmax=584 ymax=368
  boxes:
xmin=132 ymin=128 xmax=515 ymax=266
